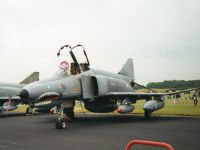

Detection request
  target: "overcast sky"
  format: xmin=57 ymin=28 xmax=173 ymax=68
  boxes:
xmin=0 ymin=0 xmax=200 ymax=85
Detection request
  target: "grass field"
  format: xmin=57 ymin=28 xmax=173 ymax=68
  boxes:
xmin=14 ymin=105 xmax=28 ymax=113
xmin=133 ymin=99 xmax=200 ymax=116
xmin=15 ymin=96 xmax=200 ymax=116
xmin=74 ymin=94 xmax=200 ymax=116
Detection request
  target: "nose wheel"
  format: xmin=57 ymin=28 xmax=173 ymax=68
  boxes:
xmin=56 ymin=119 xmax=66 ymax=129
xmin=56 ymin=114 xmax=70 ymax=129
xmin=55 ymin=104 xmax=74 ymax=129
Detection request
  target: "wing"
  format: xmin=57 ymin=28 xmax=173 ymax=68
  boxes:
xmin=0 ymin=85 xmax=23 ymax=104
xmin=104 ymin=88 xmax=197 ymax=101
xmin=0 ymin=96 xmax=21 ymax=104
xmin=105 ymin=92 xmax=166 ymax=100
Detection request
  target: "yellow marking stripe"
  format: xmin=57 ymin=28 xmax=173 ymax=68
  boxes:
xmin=72 ymin=88 xmax=80 ymax=91
xmin=70 ymin=91 xmax=80 ymax=94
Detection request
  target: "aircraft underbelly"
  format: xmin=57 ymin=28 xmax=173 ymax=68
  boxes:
xmin=62 ymin=99 xmax=74 ymax=108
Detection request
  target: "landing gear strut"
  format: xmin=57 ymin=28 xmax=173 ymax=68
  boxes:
xmin=63 ymin=107 xmax=75 ymax=119
xmin=144 ymin=111 xmax=152 ymax=120
xmin=55 ymin=106 xmax=75 ymax=129
xmin=26 ymin=104 xmax=34 ymax=115
xmin=0 ymin=109 xmax=3 ymax=115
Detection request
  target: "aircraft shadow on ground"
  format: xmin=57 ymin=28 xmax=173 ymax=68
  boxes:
xmin=0 ymin=112 xmax=26 ymax=118
xmin=43 ymin=113 xmax=192 ymax=127
xmin=0 ymin=112 xmax=47 ymax=118
xmin=73 ymin=114 xmax=188 ymax=123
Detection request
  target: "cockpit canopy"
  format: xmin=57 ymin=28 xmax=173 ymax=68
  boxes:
xmin=54 ymin=44 xmax=90 ymax=78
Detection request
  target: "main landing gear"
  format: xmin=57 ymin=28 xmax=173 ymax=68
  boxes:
xmin=56 ymin=107 xmax=75 ymax=129
xmin=144 ymin=111 xmax=152 ymax=120
xmin=0 ymin=109 xmax=3 ymax=115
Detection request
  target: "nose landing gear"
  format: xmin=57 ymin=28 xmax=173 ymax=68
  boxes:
xmin=56 ymin=114 xmax=68 ymax=129
xmin=55 ymin=106 xmax=75 ymax=129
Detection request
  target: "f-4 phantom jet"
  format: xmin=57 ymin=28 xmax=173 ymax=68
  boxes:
xmin=18 ymin=44 xmax=194 ymax=129
xmin=0 ymin=72 xmax=39 ymax=115
xmin=0 ymin=72 xmax=62 ymax=115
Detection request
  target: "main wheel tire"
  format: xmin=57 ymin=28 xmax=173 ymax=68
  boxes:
xmin=56 ymin=120 xmax=61 ymax=129
xmin=144 ymin=111 xmax=151 ymax=120
xmin=26 ymin=107 xmax=32 ymax=115
xmin=0 ymin=109 xmax=3 ymax=115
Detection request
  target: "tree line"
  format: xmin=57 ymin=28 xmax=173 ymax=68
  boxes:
xmin=146 ymin=80 xmax=200 ymax=90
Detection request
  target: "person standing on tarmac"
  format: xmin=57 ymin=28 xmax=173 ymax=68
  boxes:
xmin=198 ymin=89 xmax=200 ymax=97
xmin=193 ymin=92 xmax=198 ymax=106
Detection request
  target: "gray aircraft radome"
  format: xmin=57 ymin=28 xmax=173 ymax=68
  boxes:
xmin=18 ymin=44 xmax=195 ymax=129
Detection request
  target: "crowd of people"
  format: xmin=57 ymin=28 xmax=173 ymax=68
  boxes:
xmin=167 ymin=89 xmax=200 ymax=106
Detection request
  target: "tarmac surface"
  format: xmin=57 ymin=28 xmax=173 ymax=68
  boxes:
xmin=0 ymin=113 xmax=200 ymax=150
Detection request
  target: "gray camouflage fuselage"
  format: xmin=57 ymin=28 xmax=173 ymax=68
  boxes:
xmin=23 ymin=69 xmax=134 ymax=102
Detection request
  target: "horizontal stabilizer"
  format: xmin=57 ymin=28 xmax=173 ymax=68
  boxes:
xmin=19 ymin=72 xmax=39 ymax=84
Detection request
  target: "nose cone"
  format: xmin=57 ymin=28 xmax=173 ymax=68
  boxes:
xmin=19 ymin=89 xmax=29 ymax=99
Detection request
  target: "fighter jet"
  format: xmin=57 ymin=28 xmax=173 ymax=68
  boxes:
xmin=0 ymin=72 xmax=61 ymax=115
xmin=18 ymin=44 xmax=194 ymax=129
xmin=0 ymin=72 xmax=39 ymax=115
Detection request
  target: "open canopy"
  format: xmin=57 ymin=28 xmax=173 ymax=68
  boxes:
xmin=55 ymin=44 xmax=90 ymax=77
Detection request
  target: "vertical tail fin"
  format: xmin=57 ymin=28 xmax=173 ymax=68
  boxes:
xmin=118 ymin=59 xmax=135 ymax=81
xmin=19 ymin=72 xmax=39 ymax=84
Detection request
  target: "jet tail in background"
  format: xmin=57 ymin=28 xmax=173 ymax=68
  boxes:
xmin=19 ymin=72 xmax=39 ymax=84
xmin=118 ymin=59 xmax=135 ymax=81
